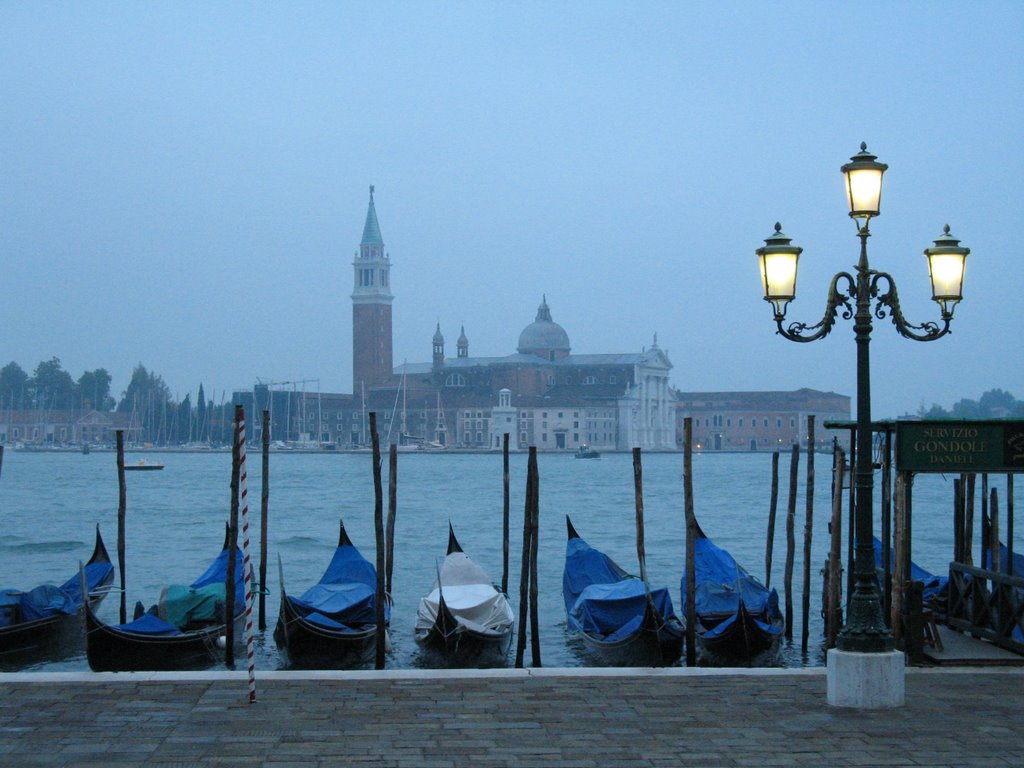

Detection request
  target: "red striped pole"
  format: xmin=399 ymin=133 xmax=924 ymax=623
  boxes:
xmin=238 ymin=408 xmax=257 ymax=703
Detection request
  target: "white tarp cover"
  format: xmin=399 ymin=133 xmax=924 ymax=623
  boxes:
xmin=415 ymin=552 xmax=514 ymax=637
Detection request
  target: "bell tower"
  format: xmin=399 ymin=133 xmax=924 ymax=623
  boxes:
xmin=351 ymin=186 xmax=394 ymax=391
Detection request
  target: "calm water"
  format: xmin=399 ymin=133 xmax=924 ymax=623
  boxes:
xmin=1 ymin=449 xmax=1020 ymax=671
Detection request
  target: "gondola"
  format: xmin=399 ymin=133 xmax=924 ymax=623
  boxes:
xmin=0 ymin=525 xmax=114 ymax=662
xmin=414 ymin=524 xmax=514 ymax=665
xmin=84 ymin=525 xmax=244 ymax=671
xmin=680 ymin=519 xmax=783 ymax=660
xmin=563 ymin=516 xmax=683 ymax=666
xmin=274 ymin=519 xmax=388 ymax=669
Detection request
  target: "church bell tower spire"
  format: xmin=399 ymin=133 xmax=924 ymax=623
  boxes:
xmin=351 ymin=185 xmax=394 ymax=391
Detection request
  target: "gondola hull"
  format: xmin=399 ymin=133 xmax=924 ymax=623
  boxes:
xmin=274 ymin=593 xmax=381 ymax=669
xmin=414 ymin=594 xmax=513 ymax=666
xmin=695 ymin=601 xmax=781 ymax=659
xmin=84 ymin=602 xmax=243 ymax=672
xmin=0 ymin=526 xmax=114 ymax=666
xmin=575 ymin=606 xmax=684 ymax=667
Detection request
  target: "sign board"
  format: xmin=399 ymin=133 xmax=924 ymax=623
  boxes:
xmin=896 ymin=420 xmax=1024 ymax=473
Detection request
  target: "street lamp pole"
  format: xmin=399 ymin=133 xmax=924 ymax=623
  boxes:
xmin=757 ymin=144 xmax=969 ymax=654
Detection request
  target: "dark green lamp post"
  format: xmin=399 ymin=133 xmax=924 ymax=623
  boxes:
xmin=757 ymin=143 xmax=969 ymax=653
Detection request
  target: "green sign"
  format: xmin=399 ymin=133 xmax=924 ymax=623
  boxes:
xmin=896 ymin=420 xmax=1024 ymax=473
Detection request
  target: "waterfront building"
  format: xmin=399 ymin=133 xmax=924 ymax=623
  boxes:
xmin=0 ymin=409 xmax=138 ymax=446
xmin=674 ymin=388 xmax=851 ymax=451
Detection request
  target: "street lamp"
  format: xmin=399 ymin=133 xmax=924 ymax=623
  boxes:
xmin=757 ymin=143 xmax=969 ymax=656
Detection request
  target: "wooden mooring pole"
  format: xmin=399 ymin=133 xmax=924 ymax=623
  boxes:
xmin=258 ymin=410 xmax=270 ymax=631
xmin=784 ymin=443 xmax=799 ymax=641
xmin=633 ymin=447 xmax=647 ymax=582
xmin=370 ymin=413 xmax=386 ymax=670
xmin=964 ymin=473 xmax=976 ymax=567
xmin=801 ymin=416 xmax=815 ymax=653
xmin=515 ymin=447 xmax=536 ymax=668
xmin=528 ymin=448 xmax=541 ymax=667
xmin=386 ymin=444 xmax=397 ymax=598
xmin=765 ymin=451 xmax=779 ymax=590
xmin=990 ymin=487 xmax=1001 ymax=573
xmin=116 ymin=430 xmax=127 ymax=624
xmin=826 ymin=446 xmax=844 ymax=648
xmin=683 ymin=417 xmax=696 ymax=667
xmin=0 ymin=444 xmax=4 ymax=479
xmin=1008 ymin=475 xmax=1015 ymax=576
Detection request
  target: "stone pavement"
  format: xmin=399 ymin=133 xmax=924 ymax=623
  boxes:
xmin=0 ymin=667 xmax=1021 ymax=767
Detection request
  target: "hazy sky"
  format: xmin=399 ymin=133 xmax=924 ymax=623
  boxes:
xmin=2 ymin=2 xmax=1021 ymax=418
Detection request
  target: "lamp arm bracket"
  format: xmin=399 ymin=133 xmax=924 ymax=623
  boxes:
xmin=775 ymin=271 xmax=856 ymax=342
xmin=870 ymin=271 xmax=951 ymax=342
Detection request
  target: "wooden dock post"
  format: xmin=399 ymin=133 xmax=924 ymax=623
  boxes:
xmin=964 ymin=473 xmax=976 ymax=566
xmin=386 ymin=444 xmax=397 ymax=598
xmin=370 ymin=413 xmax=386 ymax=670
xmin=116 ymin=430 xmax=127 ymax=624
xmin=633 ymin=447 xmax=647 ymax=582
xmin=826 ymin=446 xmax=845 ymax=648
xmin=515 ymin=447 xmax=536 ymax=668
xmin=801 ymin=416 xmax=815 ymax=652
xmin=784 ymin=443 xmax=799 ymax=641
xmin=683 ymin=417 xmax=697 ymax=667
xmin=989 ymin=487 xmax=1001 ymax=573
xmin=1008 ymin=475 xmax=1015 ymax=576
xmin=765 ymin=451 xmax=779 ymax=589
xmin=528 ymin=448 xmax=541 ymax=667
xmin=881 ymin=428 xmax=892 ymax=623
xmin=258 ymin=410 xmax=270 ymax=631
xmin=225 ymin=409 xmax=241 ymax=669
xmin=502 ymin=433 xmax=510 ymax=595
xmin=891 ymin=472 xmax=906 ymax=647
xmin=981 ymin=474 xmax=990 ymax=567
xmin=0 ymin=444 xmax=4 ymax=479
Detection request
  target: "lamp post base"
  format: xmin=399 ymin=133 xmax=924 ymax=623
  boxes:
xmin=826 ymin=648 xmax=905 ymax=709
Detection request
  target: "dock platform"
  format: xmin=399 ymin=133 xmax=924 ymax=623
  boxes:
xmin=1 ymin=667 xmax=1022 ymax=767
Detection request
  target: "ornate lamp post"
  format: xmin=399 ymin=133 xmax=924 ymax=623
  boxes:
xmin=757 ymin=144 xmax=969 ymax=655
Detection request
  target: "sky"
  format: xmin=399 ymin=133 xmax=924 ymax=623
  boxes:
xmin=1 ymin=2 xmax=1021 ymax=418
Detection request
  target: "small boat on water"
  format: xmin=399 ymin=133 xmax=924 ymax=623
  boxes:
xmin=84 ymin=525 xmax=244 ymax=671
xmin=275 ymin=519 xmax=389 ymax=669
xmin=414 ymin=524 xmax=514 ymax=665
xmin=124 ymin=459 xmax=164 ymax=471
xmin=680 ymin=519 xmax=783 ymax=660
xmin=574 ymin=445 xmax=600 ymax=459
xmin=0 ymin=525 xmax=114 ymax=663
xmin=563 ymin=517 xmax=683 ymax=666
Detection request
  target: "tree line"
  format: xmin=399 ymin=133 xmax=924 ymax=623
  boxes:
xmin=917 ymin=388 xmax=1024 ymax=419
xmin=0 ymin=358 xmax=230 ymax=445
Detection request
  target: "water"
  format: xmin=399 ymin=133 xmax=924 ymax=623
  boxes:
xmin=1 ymin=449 xmax=1020 ymax=671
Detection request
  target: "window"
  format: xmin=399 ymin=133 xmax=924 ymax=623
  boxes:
xmin=790 ymin=418 xmax=795 ymax=427
xmin=445 ymin=373 xmax=466 ymax=387
xmin=776 ymin=418 xmax=782 ymax=428
xmin=558 ymin=412 xmax=564 ymax=418
xmin=609 ymin=375 xmax=617 ymax=384
xmin=547 ymin=375 xmax=555 ymax=386
xmin=739 ymin=418 xmax=744 ymax=427
xmin=764 ymin=418 xmax=769 ymax=427
xmin=726 ymin=418 xmax=731 ymax=427
xmin=583 ymin=375 xmax=596 ymax=385
xmin=520 ymin=432 xmax=527 ymax=444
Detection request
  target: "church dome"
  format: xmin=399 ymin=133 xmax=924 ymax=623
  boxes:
xmin=517 ymin=296 xmax=571 ymax=359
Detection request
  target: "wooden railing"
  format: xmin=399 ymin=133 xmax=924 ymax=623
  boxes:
xmin=947 ymin=562 xmax=1024 ymax=655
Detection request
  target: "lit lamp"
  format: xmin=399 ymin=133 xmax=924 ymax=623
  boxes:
xmin=757 ymin=223 xmax=802 ymax=318
xmin=925 ymin=225 xmax=970 ymax=318
xmin=754 ymin=143 xmax=971 ymax=708
xmin=841 ymin=142 xmax=888 ymax=219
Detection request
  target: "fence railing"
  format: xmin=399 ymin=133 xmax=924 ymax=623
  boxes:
xmin=947 ymin=562 xmax=1024 ymax=655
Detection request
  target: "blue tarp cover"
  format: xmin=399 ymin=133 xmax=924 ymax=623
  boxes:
xmin=0 ymin=591 xmax=18 ymax=627
xmin=288 ymin=542 xmax=386 ymax=626
xmin=59 ymin=561 xmax=115 ymax=606
xmin=17 ymin=584 xmax=76 ymax=622
xmin=680 ymin=536 xmax=781 ymax=625
xmin=115 ymin=612 xmax=182 ymax=637
xmin=563 ymin=535 xmax=678 ymax=641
